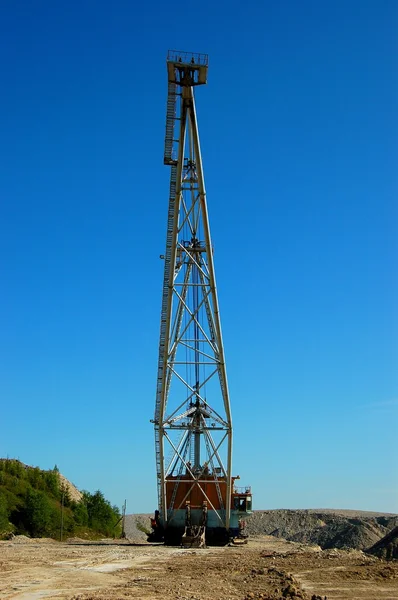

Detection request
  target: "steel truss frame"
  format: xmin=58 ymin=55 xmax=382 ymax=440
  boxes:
xmin=154 ymin=52 xmax=233 ymax=531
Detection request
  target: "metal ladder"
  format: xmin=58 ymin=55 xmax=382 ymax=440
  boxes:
xmin=164 ymin=82 xmax=177 ymax=165
xmin=154 ymin=77 xmax=179 ymax=511
xmin=155 ymin=160 xmax=177 ymax=511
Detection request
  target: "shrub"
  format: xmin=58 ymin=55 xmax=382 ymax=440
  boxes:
xmin=0 ymin=492 xmax=9 ymax=532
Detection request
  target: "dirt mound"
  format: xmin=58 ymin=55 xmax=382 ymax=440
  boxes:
xmin=59 ymin=472 xmax=82 ymax=503
xmin=366 ymin=525 xmax=398 ymax=560
xmin=8 ymin=535 xmax=57 ymax=544
xmin=10 ymin=535 xmax=33 ymax=544
xmin=292 ymin=518 xmax=385 ymax=550
xmin=123 ymin=513 xmax=151 ymax=541
xmin=247 ymin=510 xmax=397 ymax=551
xmin=246 ymin=510 xmax=325 ymax=540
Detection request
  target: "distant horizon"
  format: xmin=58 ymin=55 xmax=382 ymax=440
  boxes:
xmin=125 ymin=508 xmax=398 ymax=516
xmin=3 ymin=454 xmax=397 ymax=517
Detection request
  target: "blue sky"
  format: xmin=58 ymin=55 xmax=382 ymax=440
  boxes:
xmin=1 ymin=0 xmax=397 ymax=514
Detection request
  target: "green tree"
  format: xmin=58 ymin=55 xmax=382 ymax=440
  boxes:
xmin=27 ymin=467 xmax=42 ymax=489
xmin=0 ymin=459 xmax=122 ymax=539
xmin=4 ymin=459 xmax=23 ymax=477
xmin=0 ymin=492 xmax=9 ymax=531
xmin=83 ymin=490 xmax=120 ymax=536
xmin=22 ymin=488 xmax=53 ymax=536
xmin=44 ymin=469 xmax=60 ymax=498
xmin=72 ymin=500 xmax=89 ymax=526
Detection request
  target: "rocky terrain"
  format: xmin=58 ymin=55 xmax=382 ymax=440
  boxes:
xmin=366 ymin=525 xmax=398 ymax=561
xmin=1 ymin=534 xmax=397 ymax=599
xmin=123 ymin=513 xmax=151 ymax=541
xmin=123 ymin=509 xmax=398 ymax=556
xmin=246 ymin=509 xmax=398 ymax=552
xmin=59 ymin=472 xmax=83 ymax=503
xmin=1 ymin=509 xmax=397 ymax=599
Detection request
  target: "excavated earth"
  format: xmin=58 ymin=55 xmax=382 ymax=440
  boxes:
xmin=1 ymin=535 xmax=398 ymax=600
xmin=245 ymin=509 xmax=398 ymax=551
xmin=124 ymin=509 xmax=398 ymax=552
xmin=1 ymin=510 xmax=397 ymax=600
xmin=366 ymin=526 xmax=398 ymax=561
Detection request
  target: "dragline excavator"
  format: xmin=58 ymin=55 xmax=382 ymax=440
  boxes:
xmin=149 ymin=51 xmax=252 ymax=547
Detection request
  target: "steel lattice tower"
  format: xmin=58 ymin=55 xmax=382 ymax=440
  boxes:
xmin=152 ymin=51 xmax=234 ymax=539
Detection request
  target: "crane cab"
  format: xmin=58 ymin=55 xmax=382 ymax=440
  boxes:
xmin=232 ymin=488 xmax=253 ymax=514
xmin=167 ymin=50 xmax=208 ymax=86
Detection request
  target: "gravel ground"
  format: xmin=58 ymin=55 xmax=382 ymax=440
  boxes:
xmin=246 ymin=510 xmax=398 ymax=551
xmin=123 ymin=509 xmax=398 ymax=553
xmin=123 ymin=514 xmax=152 ymax=542
xmin=1 ymin=535 xmax=397 ymax=599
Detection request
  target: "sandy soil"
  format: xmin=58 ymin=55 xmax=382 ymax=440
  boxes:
xmin=0 ymin=536 xmax=397 ymax=600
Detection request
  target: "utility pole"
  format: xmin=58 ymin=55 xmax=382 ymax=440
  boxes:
xmin=60 ymin=487 xmax=65 ymax=542
xmin=121 ymin=499 xmax=126 ymax=539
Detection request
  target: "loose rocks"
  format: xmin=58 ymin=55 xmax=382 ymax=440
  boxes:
xmin=365 ymin=525 xmax=398 ymax=560
xmin=247 ymin=510 xmax=398 ymax=551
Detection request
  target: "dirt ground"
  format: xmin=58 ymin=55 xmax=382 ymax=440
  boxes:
xmin=0 ymin=536 xmax=397 ymax=600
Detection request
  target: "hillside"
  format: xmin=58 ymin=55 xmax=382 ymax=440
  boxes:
xmin=0 ymin=458 xmax=120 ymax=539
xmin=124 ymin=513 xmax=152 ymax=541
xmin=246 ymin=509 xmax=398 ymax=550
xmin=366 ymin=525 xmax=398 ymax=560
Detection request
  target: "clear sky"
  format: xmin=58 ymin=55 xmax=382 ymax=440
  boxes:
xmin=1 ymin=0 xmax=397 ymax=514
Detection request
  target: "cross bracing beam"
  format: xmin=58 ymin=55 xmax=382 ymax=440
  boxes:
xmin=154 ymin=52 xmax=233 ymax=531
